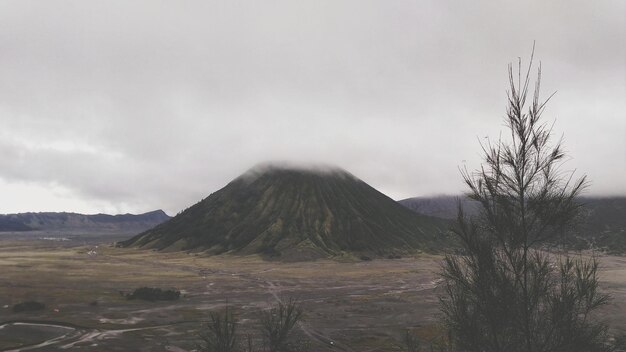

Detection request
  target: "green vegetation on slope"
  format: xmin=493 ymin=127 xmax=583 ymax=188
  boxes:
xmin=121 ymin=164 xmax=451 ymax=257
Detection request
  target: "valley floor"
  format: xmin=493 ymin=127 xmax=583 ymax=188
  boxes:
xmin=1 ymin=237 xmax=625 ymax=351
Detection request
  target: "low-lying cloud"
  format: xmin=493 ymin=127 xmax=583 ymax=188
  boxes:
xmin=0 ymin=0 xmax=624 ymax=215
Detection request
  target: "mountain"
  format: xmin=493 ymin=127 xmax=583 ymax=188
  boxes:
xmin=0 ymin=210 xmax=171 ymax=234
xmin=577 ymin=197 xmax=626 ymax=253
xmin=121 ymin=164 xmax=451 ymax=258
xmin=399 ymin=195 xmax=626 ymax=253
xmin=0 ymin=218 xmax=33 ymax=232
xmin=398 ymin=195 xmax=478 ymax=219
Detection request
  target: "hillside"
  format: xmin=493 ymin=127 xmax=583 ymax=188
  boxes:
xmin=121 ymin=164 xmax=451 ymax=258
xmin=399 ymin=195 xmax=626 ymax=253
xmin=0 ymin=218 xmax=33 ymax=232
xmin=0 ymin=210 xmax=171 ymax=234
xmin=577 ymin=197 xmax=626 ymax=253
xmin=398 ymin=195 xmax=478 ymax=219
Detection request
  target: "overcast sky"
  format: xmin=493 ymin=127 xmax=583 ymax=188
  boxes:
xmin=0 ymin=1 xmax=624 ymax=215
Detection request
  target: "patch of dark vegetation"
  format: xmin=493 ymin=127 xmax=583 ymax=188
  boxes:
xmin=359 ymin=255 xmax=372 ymax=261
xmin=12 ymin=301 xmax=45 ymax=313
xmin=126 ymin=287 xmax=180 ymax=302
xmin=263 ymin=247 xmax=282 ymax=258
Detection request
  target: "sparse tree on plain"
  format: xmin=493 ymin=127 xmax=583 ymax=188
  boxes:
xmin=198 ymin=306 xmax=239 ymax=352
xmin=198 ymin=299 xmax=306 ymax=352
xmin=439 ymin=49 xmax=611 ymax=352
xmin=259 ymin=298 xmax=304 ymax=352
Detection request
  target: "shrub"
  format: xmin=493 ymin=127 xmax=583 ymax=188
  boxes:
xmin=13 ymin=301 xmax=45 ymax=313
xmin=197 ymin=299 xmax=307 ymax=352
xmin=259 ymin=298 xmax=303 ymax=352
xmin=403 ymin=330 xmax=420 ymax=352
xmin=126 ymin=287 xmax=180 ymax=301
xmin=198 ymin=306 xmax=238 ymax=352
xmin=440 ymin=48 xmax=611 ymax=352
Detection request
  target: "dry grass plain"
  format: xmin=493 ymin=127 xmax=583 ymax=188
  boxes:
xmin=1 ymin=237 xmax=625 ymax=351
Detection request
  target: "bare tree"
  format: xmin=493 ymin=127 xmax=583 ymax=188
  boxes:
xmin=259 ymin=298 xmax=304 ymax=352
xmin=403 ymin=330 xmax=421 ymax=352
xmin=439 ymin=48 xmax=611 ymax=352
xmin=198 ymin=306 xmax=239 ymax=352
xmin=198 ymin=299 xmax=307 ymax=352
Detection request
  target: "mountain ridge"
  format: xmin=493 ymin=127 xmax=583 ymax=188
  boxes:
xmin=399 ymin=195 xmax=626 ymax=253
xmin=0 ymin=210 xmax=170 ymax=233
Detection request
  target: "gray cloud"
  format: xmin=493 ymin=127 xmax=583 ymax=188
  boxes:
xmin=0 ymin=0 xmax=624 ymax=215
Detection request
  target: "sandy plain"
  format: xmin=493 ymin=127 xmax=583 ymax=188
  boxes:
xmin=1 ymin=234 xmax=625 ymax=351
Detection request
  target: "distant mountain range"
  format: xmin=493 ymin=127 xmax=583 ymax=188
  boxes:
xmin=0 ymin=210 xmax=171 ymax=234
xmin=399 ymin=195 xmax=626 ymax=253
xmin=5 ymin=175 xmax=622 ymax=255
xmin=398 ymin=195 xmax=477 ymax=219
xmin=122 ymin=164 xmax=451 ymax=259
xmin=576 ymin=197 xmax=626 ymax=253
xmin=0 ymin=217 xmax=33 ymax=232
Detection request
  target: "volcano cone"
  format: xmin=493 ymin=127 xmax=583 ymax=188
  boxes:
xmin=121 ymin=164 xmax=450 ymax=258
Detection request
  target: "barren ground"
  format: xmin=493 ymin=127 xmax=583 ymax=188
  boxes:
xmin=1 ymin=235 xmax=625 ymax=351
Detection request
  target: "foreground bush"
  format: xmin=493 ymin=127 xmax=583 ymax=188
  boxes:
xmin=440 ymin=50 xmax=611 ymax=352
xmin=198 ymin=306 xmax=238 ymax=352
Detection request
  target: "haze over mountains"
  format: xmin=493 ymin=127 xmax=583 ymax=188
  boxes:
xmin=0 ymin=210 xmax=170 ymax=234
xmin=122 ymin=164 xmax=451 ymax=258
xmin=398 ymin=196 xmax=478 ymax=219
xmin=400 ymin=195 xmax=626 ymax=253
